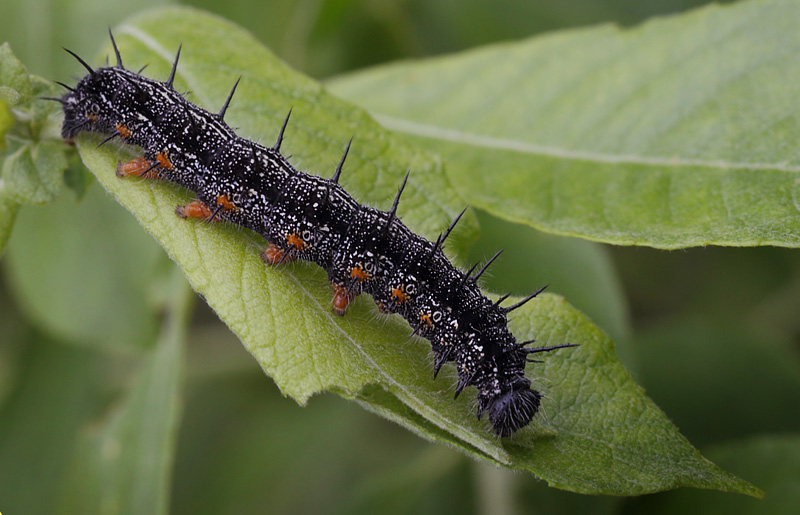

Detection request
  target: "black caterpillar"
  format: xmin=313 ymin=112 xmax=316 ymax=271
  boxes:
xmin=52 ymin=32 xmax=576 ymax=437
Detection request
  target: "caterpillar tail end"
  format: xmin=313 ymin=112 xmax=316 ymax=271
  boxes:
xmin=485 ymin=387 xmax=542 ymax=438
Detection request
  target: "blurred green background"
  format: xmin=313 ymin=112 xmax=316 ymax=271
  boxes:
xmin=1 ymin=0 xmax=799 ymax=514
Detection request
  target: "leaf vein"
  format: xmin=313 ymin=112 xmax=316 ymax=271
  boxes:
xmin=374 ymin=114 xmax=800 ymax=173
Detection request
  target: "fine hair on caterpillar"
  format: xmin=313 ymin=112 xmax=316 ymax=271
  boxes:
xmin=53 ymin=30 xmax=577 ymax=437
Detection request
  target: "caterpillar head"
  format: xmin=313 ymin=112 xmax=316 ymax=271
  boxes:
xmin=60 ymin=68 xmax=129 ymax=140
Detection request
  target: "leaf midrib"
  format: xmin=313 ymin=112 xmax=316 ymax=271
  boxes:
xmin=371 ymin=113 xmax=800 ymax=173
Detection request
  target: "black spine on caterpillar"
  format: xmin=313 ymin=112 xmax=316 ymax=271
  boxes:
xmin=56 ymin=35 xmax=577 ymax=437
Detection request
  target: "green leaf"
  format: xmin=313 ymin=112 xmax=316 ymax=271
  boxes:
xmin=73 ymin=6 xmax=758 ymax=495
xmin=0 ymin=42 xmax=32 ymax=107
xmin=0 ymin=43 xmax=32 ymax=253
xmin=1 ymin=140 xmax=67 ymax=205
xmin=0 ymin=44 xmax=71 ymax=251
xmin=327 ymin=0 xmax=800 ymax=249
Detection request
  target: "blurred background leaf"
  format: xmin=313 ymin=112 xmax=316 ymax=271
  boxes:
xmin=56 ymin=273 xmax=189 ymax=514
xmin=5 ymin=182 xmax=165 ymax=352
